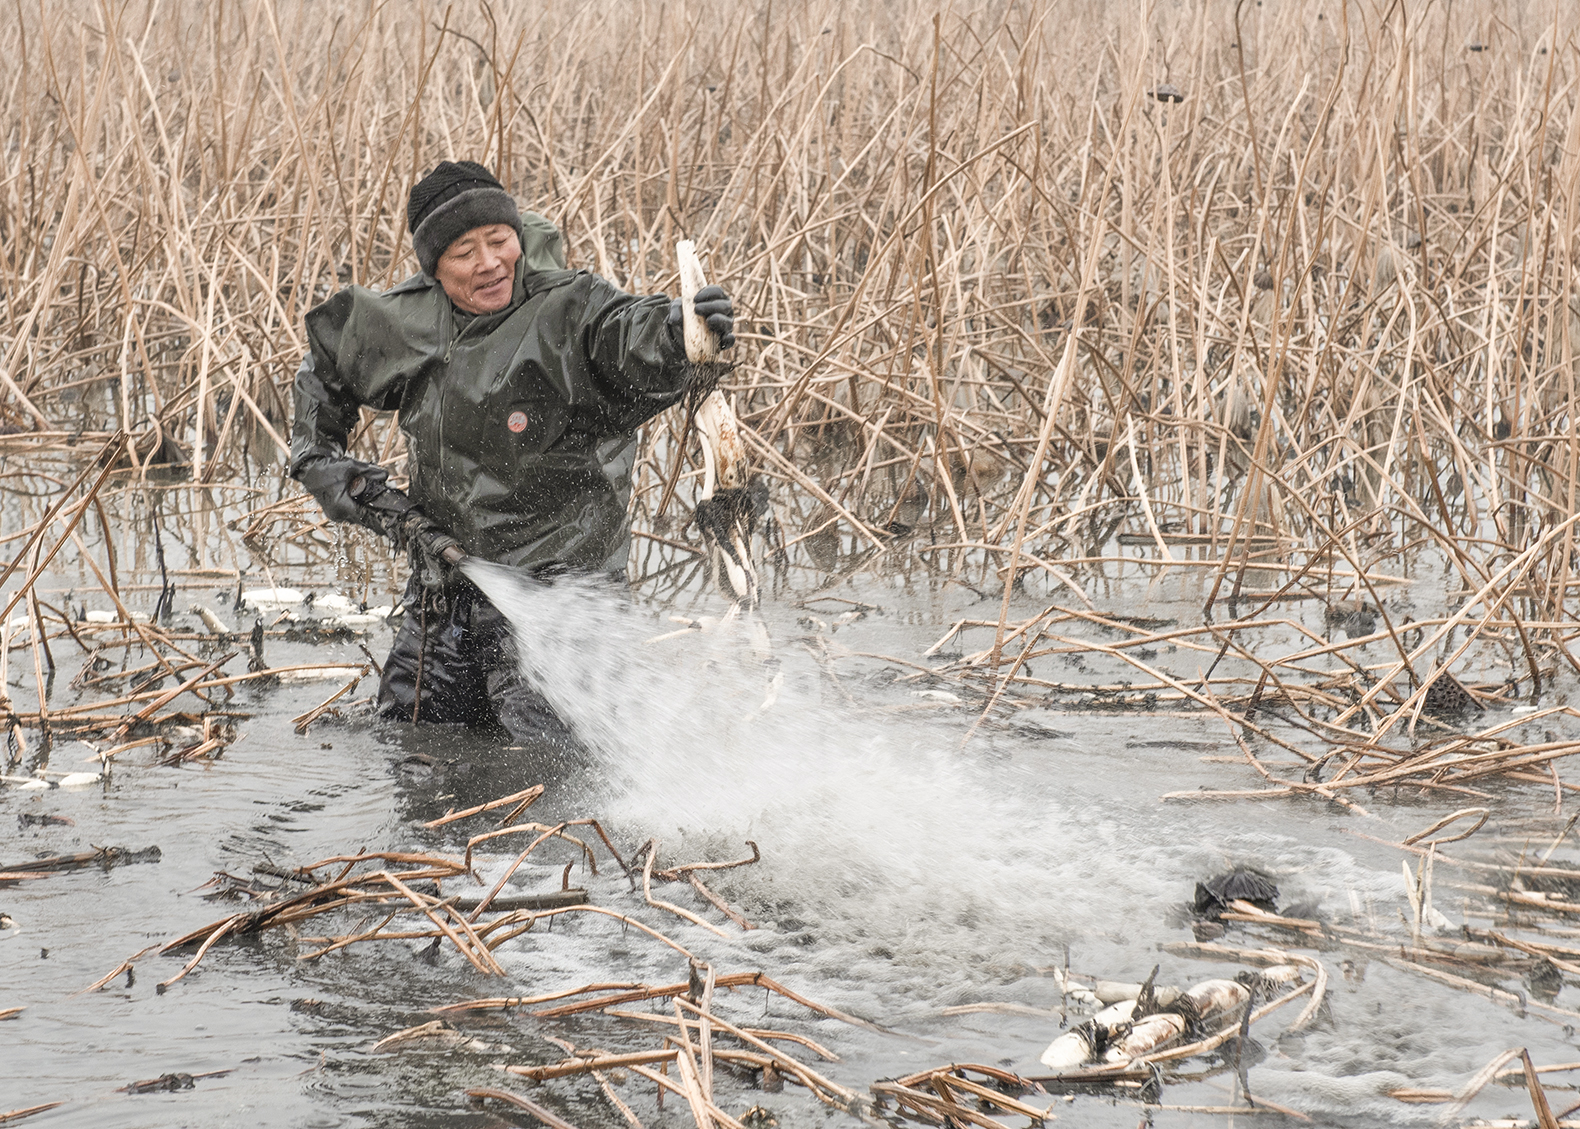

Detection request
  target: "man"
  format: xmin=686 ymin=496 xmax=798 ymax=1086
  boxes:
xmin=289 ymin=160 xmax=733 ymax=739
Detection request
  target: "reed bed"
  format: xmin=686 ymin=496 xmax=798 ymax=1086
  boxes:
xmin=0 ymin=0 xmax=1576 ymax=804
xmin=1 ymin=0 xmax=1573 ymax=570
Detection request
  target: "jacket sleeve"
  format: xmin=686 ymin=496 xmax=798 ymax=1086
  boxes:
xmin=288 ymin=290 xmax=403 ymax=534
xmin=576 ymin=279 xmax=692 ymax=434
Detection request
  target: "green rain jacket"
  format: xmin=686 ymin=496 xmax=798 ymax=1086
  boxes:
xmin=289 ymin=214 xmax=690 ymax=572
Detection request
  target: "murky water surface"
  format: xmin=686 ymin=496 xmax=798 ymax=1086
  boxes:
xmin=4 ymin=478 xmax=1580 ymax=1128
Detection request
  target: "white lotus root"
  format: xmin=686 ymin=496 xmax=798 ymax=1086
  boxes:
xmin=695 ymin=390 xmax=747 ymax=496
xmin=676 ymin=239 xmax=762 ymax=610
xmin=1183 ymin=978 xmax=1250 ymax=1020
xmin=676 ymin=240 xmax=720 ymax=364
xmin=1038 ymin=1026 xmax=1095 ymax=1070
xmin=1102 ymin=1012 xmax=1187 ymax=1062
xmin=1038 ymin=974 xmax=1253 ymax=1070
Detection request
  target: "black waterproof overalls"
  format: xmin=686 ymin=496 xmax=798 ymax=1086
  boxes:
xmin=288 ymin=214 xmax=690 ymax=736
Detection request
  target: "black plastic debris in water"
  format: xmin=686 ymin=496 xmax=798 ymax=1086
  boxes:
xmin=1192 ymin=868 xmax=1278 ymax=920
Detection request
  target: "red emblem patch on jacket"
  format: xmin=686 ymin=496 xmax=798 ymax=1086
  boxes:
xmin=507 ymin=410 xmax=529 ymax=433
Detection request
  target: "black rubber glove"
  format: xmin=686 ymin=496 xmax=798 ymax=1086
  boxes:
xmin=400 ymin=511 xmax=466 ymax=591
xmin=348 ymin=475 xmax=465 ymax=589
xmin=348 ymin=473 xmax=410 ymax=546
xmin=666 ymin=284 xmax=736 ymax=350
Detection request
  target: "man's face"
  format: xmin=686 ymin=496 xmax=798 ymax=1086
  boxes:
xmin=433 ymin=223 xmax=521 ymax=314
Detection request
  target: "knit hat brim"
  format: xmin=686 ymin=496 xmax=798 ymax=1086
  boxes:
xmin=412 ymin=187 xmax=522 ymax=278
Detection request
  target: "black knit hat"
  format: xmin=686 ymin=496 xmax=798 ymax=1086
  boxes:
xmin=408 ymin=160 xmax=521 ymax=277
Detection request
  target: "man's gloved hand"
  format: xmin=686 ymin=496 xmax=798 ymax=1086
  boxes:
xmin=667 ymin=284 xmax=735 ymax=350
xmin=345 ymin=474 xmax=465 ymax=589
xmin=366 ymin=503 xmax=412 ymax=549
xmin=400 ymin=510 xmax=466 ymax=591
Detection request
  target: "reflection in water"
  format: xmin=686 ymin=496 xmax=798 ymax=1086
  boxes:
xmin=381 ymin=720 xmax=587 ymax=831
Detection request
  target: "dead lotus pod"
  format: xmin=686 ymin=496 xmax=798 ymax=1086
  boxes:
xmin=1150 ymin=83 xmax=1184 ymax=103
xmin=1253 ymin=268 xmax=1275 ymax=291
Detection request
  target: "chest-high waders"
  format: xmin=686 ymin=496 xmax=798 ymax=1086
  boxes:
xmin=412 ymin=593 xmax=428 ymax=724
xmin=375 ymin=564 xmax=576 ymax=749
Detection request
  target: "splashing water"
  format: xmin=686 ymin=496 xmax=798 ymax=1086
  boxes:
xmin=460 ymin=560 xmax=1391 ymax=983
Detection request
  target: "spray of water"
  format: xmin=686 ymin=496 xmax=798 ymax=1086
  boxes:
xmin=462 ymin=561 xmax=1221 ymax=970
xmin=459 ymin=562 xmax=1520 ymax=1114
